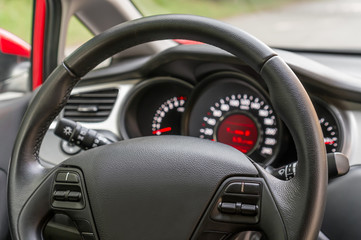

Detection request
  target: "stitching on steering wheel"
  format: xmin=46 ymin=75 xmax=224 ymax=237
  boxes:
xmin=33 ymin=79 xmax=78 ymax=158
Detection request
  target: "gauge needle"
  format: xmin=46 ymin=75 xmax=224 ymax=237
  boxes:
xmin=152 ymin=127 xmax=172 ymax=135
xmin=324 ymin=140 xmax=335 ymax=145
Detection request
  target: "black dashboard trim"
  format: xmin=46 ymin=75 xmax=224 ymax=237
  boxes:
xmin=78 ymin=45 xmax=361 ymax=104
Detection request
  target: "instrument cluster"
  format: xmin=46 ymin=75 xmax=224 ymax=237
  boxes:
xmin=122 ymin=72 xmax=343 ymax=166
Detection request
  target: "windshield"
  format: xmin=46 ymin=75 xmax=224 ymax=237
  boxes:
xmin=133 ymin=0 xmax=361 ymax=51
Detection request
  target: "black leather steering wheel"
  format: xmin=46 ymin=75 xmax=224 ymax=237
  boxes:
xmin=8 ymin=15 xmax=327 ymax=240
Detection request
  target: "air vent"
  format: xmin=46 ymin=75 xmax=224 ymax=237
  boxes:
xmin=64 ymin=89 xmax=118 ymax=122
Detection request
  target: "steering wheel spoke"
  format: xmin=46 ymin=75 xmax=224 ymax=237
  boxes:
xmin=11 ymin=164 xmax=98 ymax=240
xmin=50 ymin=167 xmax=98 ymax=239
xmin=192 ymin=175 xmax=287 ymax=239
xmin=14 ymin=168 xmax=53 ymax=240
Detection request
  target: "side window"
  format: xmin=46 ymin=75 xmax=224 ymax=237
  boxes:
xmin=0 ymin=0 xmax=33 ymax=93
xmin=65 ymin=16 xmax=94 ymax=57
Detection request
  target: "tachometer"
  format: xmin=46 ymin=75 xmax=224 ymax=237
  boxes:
xmin=122 ymin=77 xmax=192 ymax=138
xmin=152 ymin=96 xmax=186 ymax=135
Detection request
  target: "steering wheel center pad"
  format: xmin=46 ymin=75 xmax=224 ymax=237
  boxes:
xmin=65 ymin=136 xmax=258 ymax=239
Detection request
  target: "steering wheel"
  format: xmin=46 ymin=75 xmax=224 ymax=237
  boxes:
xmin=8 ymin=15 xmax=327 ymax=240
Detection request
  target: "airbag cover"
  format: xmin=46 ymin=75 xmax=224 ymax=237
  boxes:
xmin=64 ymin=136 xmax=258 ymax=239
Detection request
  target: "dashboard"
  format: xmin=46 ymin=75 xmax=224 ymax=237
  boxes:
xmin=39 ymin=45 xmax=352 ymax=170
xmin=121 ymin=72 xmax=341 ymax=167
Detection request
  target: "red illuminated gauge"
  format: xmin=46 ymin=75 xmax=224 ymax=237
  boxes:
xmin=186 ymin=74 xmax=282 ymax=165
xmin=216 ymin=113 xmax=259 ymax=154
xmin=197 ymin=93 xmax=280 ymax=165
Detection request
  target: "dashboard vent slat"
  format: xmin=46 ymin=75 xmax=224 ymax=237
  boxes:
xmin=64 ymin=111 xmax=111 ymax=117
xmin=66 ymin=99 xmax=116 ymax=104
xmin=64 ymin=89 xmax=118 ymax=122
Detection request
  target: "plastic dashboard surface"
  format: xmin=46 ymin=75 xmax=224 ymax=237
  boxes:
xmin=40 ymin=45 xmax=358 ymax=169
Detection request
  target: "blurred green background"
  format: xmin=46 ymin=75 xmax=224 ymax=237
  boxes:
xmin=133 ymin=0 xmax=299 ymax=19
xmin=0 ymin=0 xmax=92 ymax=46
xmin=0 ymin=0 xmax=298 ymax=45
xmin=0 ymin=0 xmax=33 ymax=43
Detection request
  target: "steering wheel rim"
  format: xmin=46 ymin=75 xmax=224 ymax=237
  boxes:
xmin=8 ymin=14 xmax=327 ymax=240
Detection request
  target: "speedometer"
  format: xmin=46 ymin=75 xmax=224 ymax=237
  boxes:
xmin=186 ymin=73 xmax=281 ymax=165
xmin=200 ymin=94 xmax=278 ymax=157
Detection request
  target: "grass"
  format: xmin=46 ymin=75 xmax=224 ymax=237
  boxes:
xmin=0 ymin=0 xmax=33 ymax=43
xmin=0 ymin=0 xmax=93 ymax=47
xmin=66 ymin=16 xmax=94 ymax=48
xmin=133 ymin=0 xmax=301 ymax=19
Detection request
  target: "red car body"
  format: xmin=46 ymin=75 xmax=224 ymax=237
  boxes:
xmin=0 ymin=28 xmax=30 ymax=82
